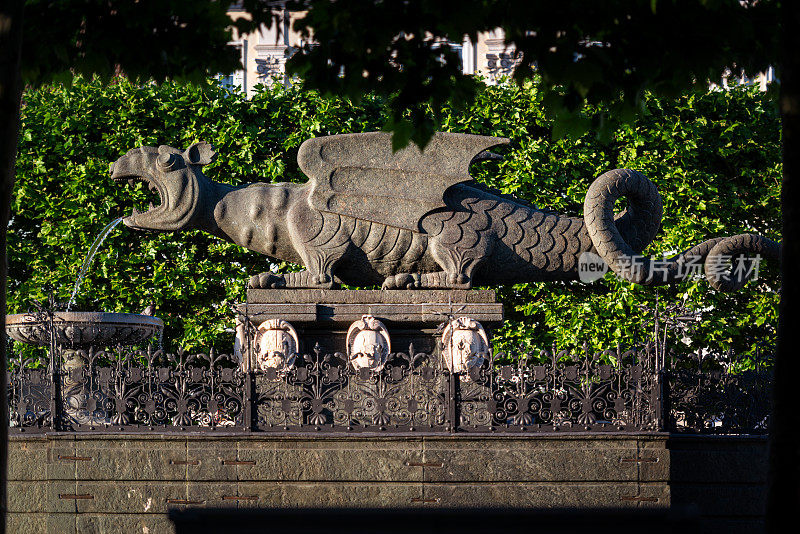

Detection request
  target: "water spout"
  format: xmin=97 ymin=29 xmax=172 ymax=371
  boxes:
xmin=66 ymin=217 xmax=124 ymax=311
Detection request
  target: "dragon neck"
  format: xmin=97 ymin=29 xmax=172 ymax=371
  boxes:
xmin=189 ymin=178 xmax=234 ymax=237
xmin=206 ymin=179 xmax=306 ymax=257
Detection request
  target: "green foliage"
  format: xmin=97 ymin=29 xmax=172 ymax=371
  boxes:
xmin=9 ymin=77 xmax=779 ymax=355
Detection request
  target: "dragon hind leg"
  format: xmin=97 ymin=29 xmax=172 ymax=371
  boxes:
xmin=382 ymin=241 xmax=490 ymax=289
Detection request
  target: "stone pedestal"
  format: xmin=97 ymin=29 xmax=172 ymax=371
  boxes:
xmin=8 ymin=433 xmax=770 ymax=534
xmin=237 ymin=289 xmax=504 ymax=355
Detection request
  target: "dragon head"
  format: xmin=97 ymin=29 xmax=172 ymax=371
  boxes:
xmin=110 ymin=141 xmax=216 ymax=232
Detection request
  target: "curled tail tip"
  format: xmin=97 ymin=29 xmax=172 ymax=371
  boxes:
xmin=704 ymin=233 xmax=780 ymax=292
xmin=584 ymin=167 xmax=779 ymax=293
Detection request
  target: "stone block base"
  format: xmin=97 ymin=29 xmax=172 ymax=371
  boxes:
xmin=6 ymin=433 xmax=767 ymax=534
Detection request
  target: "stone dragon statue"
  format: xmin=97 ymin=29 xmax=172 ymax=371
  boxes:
xmin=110 ymin=132 xmax=779 ymax=291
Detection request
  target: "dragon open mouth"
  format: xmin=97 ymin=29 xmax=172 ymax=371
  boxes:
xmin=111 ymin=171 xmax=165 ymax=219
xmin=109 ymin=145 xmax=203 ymax=232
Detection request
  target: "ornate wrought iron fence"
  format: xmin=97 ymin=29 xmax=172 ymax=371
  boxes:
xmin=6 ymin=295 xmax=774 ymax=435
xmin=458 ymin=345 xmax=664 ymax=432
xmin=666 ymin=348 xmax=773 ymax=434
xmin=252 ymin=345 xmax=451 ymax=432
xmin=6 ymin=329 xmax=773 ymax=435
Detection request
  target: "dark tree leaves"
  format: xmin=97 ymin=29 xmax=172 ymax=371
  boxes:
xmin=286 ymin=0 xmax=780 ymax=146
xmin=20 ymin=0 xmax=279 ymax=85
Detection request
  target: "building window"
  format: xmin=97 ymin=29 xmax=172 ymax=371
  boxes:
xmin=217 ymin=40 xmax=247 ymax=92
xmin=431 ymin=40 xmax=465 ymax=72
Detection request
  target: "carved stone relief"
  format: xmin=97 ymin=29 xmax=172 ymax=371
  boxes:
xmin=442 ymin=317 xmax=489 ymax=374
xmin=346 ymin=315 xmax=391 ymax=371
xmin=255 ymin=52 xmax=285 ymax=83
xmin=254 ymin=15 xmax=295 ymax=86
xmin=254 ymin=319 xmax=299 ymax=372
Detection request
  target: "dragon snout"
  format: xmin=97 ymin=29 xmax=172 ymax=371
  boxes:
xmin=110 ymin=159 xmax=134 ymax=181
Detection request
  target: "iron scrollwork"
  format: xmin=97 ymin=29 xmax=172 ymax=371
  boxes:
xmin=6 ymin=303 xmax=774 ymax=435
xmin=458 ymin=344 xmax=661 ymax=432
xmin=14 ymin=342 xmax=247 ymax=432
xmin=253 ymin=344 xmax=450 ymax=432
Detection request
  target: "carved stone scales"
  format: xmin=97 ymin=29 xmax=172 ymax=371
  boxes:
xmin=114 ymin=133 xmax=779 ymax=293
xmin=442 ymin=317 xmax=489 ymax=374
xmin=346 ymin=315 xmax=391 ymax=371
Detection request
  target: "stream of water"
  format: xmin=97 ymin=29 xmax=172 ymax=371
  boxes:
xmin=66 ymin=217 xmax=125 ymax=311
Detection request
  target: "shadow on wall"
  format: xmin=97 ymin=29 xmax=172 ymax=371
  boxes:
xmin=667 ymin=435 xmax=769 ymax=534
xmin=170 ymin=508 xmax=702 ymax=534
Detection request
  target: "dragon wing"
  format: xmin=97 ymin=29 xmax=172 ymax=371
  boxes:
xmin=298 ymin=132 xmax=509 ymax=232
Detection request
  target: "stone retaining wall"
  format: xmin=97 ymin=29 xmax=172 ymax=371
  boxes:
xmin=5 ymin=433 xmax=767 ymax=534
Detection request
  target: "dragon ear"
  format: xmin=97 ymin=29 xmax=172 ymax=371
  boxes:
xmin=183 ymin=141 xmax=217 ymax=166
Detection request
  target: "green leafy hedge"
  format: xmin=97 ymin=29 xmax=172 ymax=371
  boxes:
xmin=9 ymin=77 xmax=780 ymax=355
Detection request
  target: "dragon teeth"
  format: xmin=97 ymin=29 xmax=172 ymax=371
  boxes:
xmin=149 ymin=202 xmax=154 ymax=210
xmin=128 ymin=179 xmax=136 ymax=187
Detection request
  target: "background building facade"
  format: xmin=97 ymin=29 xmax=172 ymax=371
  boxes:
xmin=225 ymin=7 xmax=772 ymax=96
xmin=225 ymin=7 xmax=521 ymax=96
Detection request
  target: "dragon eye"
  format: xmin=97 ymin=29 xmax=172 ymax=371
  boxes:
xmin=157 ymin=152 xmax=181 ymax=172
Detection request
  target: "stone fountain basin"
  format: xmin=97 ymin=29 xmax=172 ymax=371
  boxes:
xmin=5 ymin=311 xmax=163 ymax=348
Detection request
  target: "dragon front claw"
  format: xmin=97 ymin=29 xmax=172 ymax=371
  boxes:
xmin=248 ymin=272 xmax=286 ymax=289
